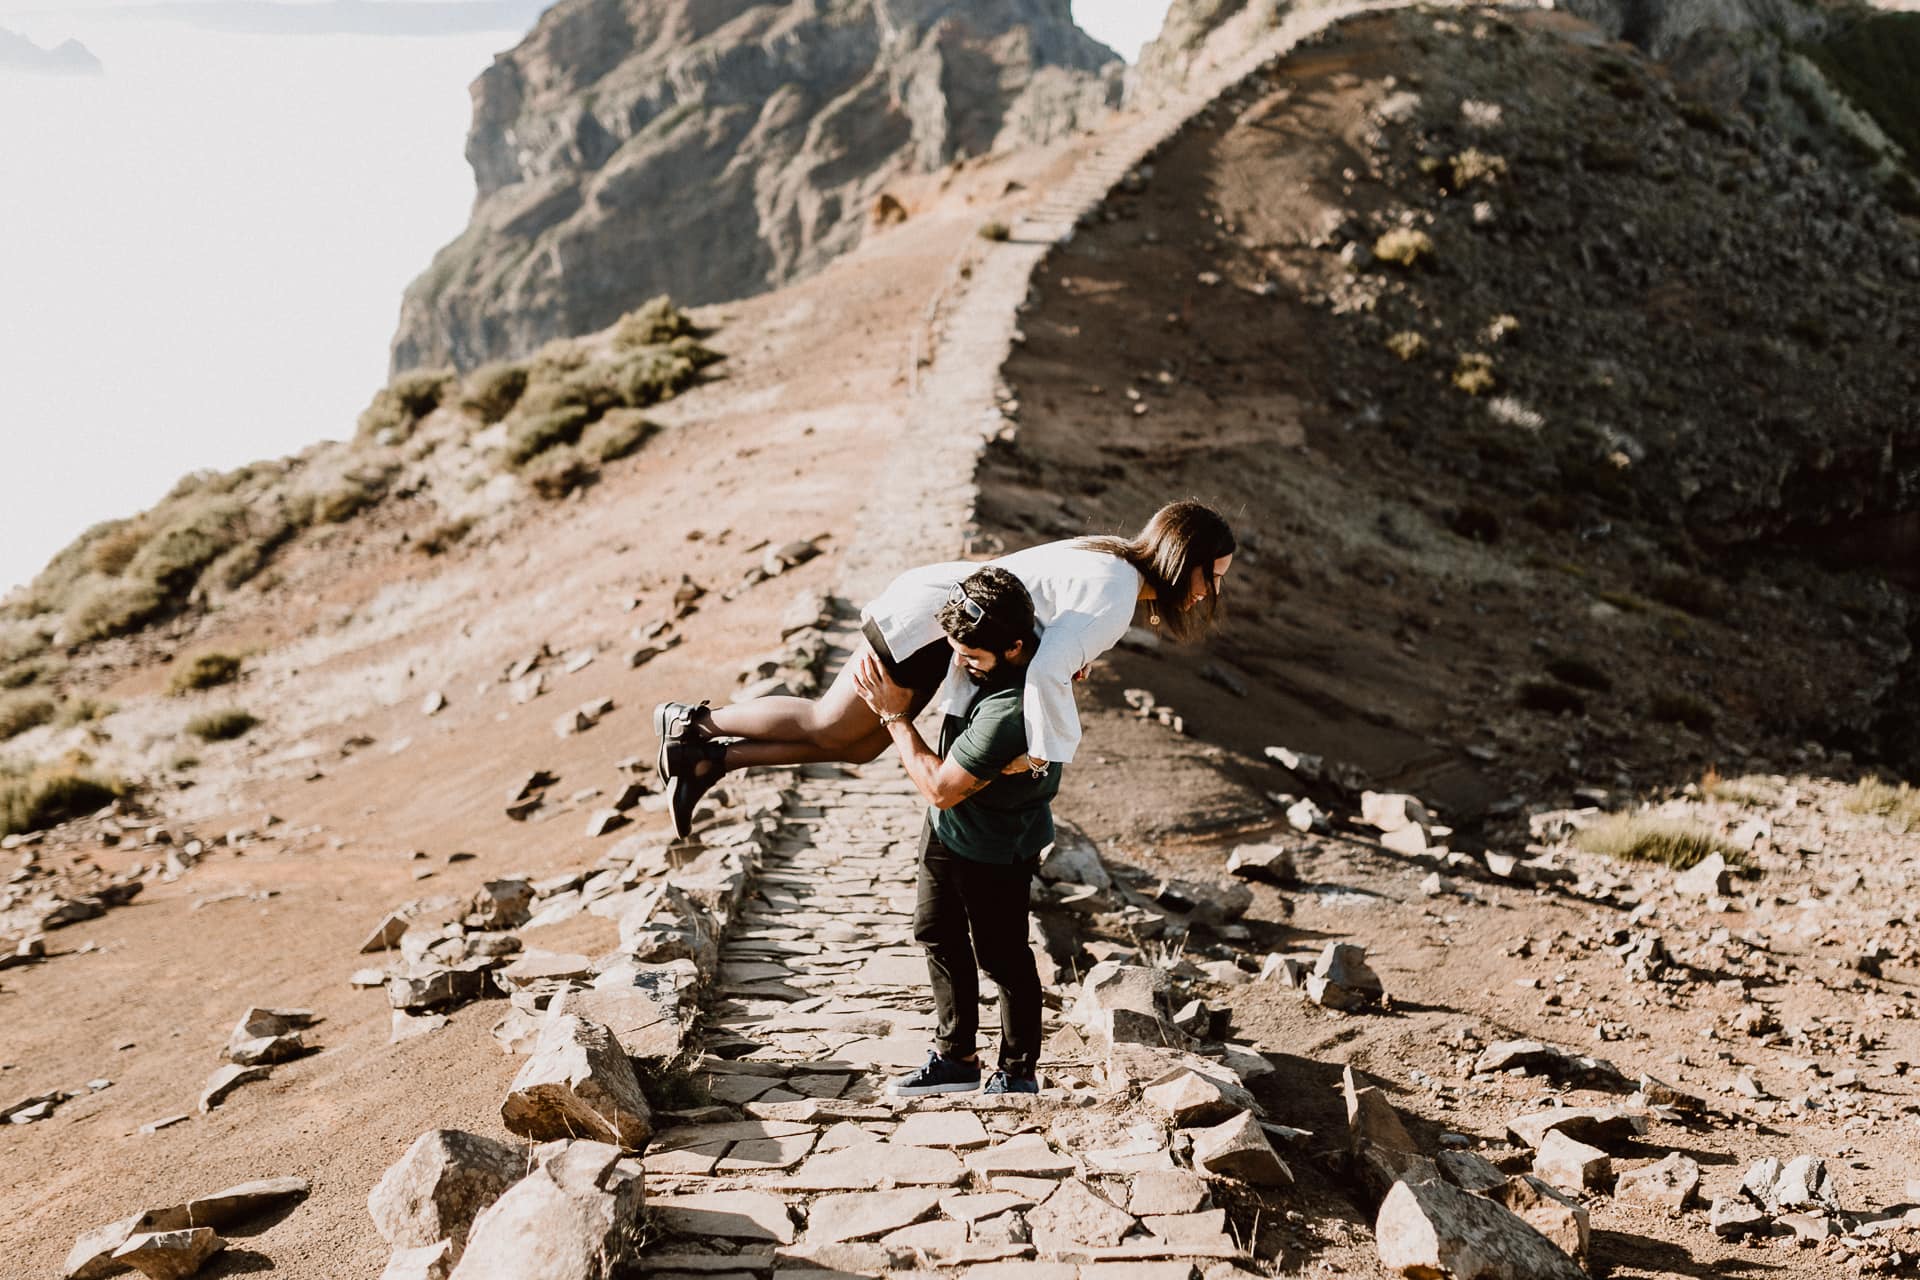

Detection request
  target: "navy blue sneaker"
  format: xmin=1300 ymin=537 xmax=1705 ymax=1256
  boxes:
xmin=887 ymin=1050 xmax=982 ymax=1096
xmin=983 ymin=1070 xmax=1039 ymax=1095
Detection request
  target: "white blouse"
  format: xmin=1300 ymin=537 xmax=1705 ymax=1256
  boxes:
xmin=861 ymin=540 xmax=1143 ymax=764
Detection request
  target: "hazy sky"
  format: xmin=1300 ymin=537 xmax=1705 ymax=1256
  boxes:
xmin=0 ymin=0 xmax=1172 ymax=598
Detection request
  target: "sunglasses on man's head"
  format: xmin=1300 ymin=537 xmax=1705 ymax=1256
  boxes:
xmin=946 ymin=583 xmax=986 ymax=624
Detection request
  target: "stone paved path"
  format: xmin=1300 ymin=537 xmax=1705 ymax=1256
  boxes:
xmin=640 ymin=651 xmax=1255 ymax=1275
xmin=636 ymin=5 xmax=1426 ymax=1271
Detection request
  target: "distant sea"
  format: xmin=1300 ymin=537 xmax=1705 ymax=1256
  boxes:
xmin=0 ymin=0 xmax=1164 ymax=599
xmin=0 ymin=9 xmax=531 ymax=596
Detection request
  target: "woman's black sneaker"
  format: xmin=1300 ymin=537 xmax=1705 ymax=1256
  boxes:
xmin=653 ymin=700 xmax=710 ymax=788
xmin=668 ymin=737 xmax=728 ymax=839
xmin=887 ymin=1050 xmax=982 ymax=1096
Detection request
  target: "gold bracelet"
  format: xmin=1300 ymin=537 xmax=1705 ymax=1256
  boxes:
xmin=878 ymin=711 xmax=907 ymax=726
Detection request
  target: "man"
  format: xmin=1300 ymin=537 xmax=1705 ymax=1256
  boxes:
xmin=852 ymin=566 xmax=1060 ymax=1097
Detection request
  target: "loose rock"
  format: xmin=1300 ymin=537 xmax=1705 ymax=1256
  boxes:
xmin=500 ymin=1014 xmax=652 ymax=1150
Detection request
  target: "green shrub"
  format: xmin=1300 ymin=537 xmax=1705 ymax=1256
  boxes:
xmin=1452 ymin=353 xmax=1496 ymax=395
xmin=1546 ymin=655 xmax=1613 ymax=692
xmin=0 ymin=769 xmax=122 ymax=837
xmin=666 ymin=335 xmax=725 ymax=370
xmin=0 ymin=661 xmax=52 ymax=691
xmin=505 ymin=406 xmax=594 ymax=467
xmin=1374 ymin=227 xmax=1434 ymax=267
xmin=314 ymin=470 xmax=392 ymax=524
xmin=606 ymin=348 xmax=697 ymax=407
xmin=1517 ymin=679 xmax=1585 ymax=716
xmin=1574 ymin=814 xmax=1733 ymax=868
xmin=612 ymin=295 xmax=692 ymax=349
xmin=978 ymin=220 xmax=1011 ymax=242
xmin=357 ymin=368 xmax=454 ymax=443
xmin=416 ymin=517 xmax=475 ymax=556
xmin=87 ymin=520 xmax=148 ymax=576
xmin=168 ymin=652 xmax=243 ymax=696
xmin=124 ymin=498 xmax=247 ymax=595
xmin=0 ymin=625 xmax=46 ymax=666
xmin=581 ymin=410 xmax=656 ymax=463
xmin=186 ymin=709 xmax=259 ymax=741
xmin=1448 ymin=148 xmax=1507 ymax=189
xmin=1385 ymin=330 xmax=1427 ymax=361
xmin=524 ymin=449 xmax=598 ymax=500
xmin=58 ymin=698 xmax=112 ymax=727
xmin=63 ymin=578 xmax=167 ymax=643
xmin=1650 ymin=691 xmax=1715 ymax=733
xmin=0 ymin=694 xmax=56 ymax=741
xmin=461 ymin=361 xmax=530 ymax=423
xmin=1844 ymin=776 xmax=1920 ymax=831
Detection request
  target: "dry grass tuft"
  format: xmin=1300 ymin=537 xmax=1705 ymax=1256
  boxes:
xmin=186 ymin=708 xmax=258 ymax=742
xmin=1700 ymin=768 xmax=1784 ymax=808
xmin=1574 ymin=813 xmax=1734 ymax=869
xmin=1844 ymin=777 xmax=1920 ymax=831
xmin=0 ymin=766 xmax=123 ymax=837
xmin=168 ymin=652 xmax=243 ymax=696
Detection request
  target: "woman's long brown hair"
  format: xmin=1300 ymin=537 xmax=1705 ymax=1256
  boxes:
xmin=1082 ymin=500 xmax=1236 ymax=642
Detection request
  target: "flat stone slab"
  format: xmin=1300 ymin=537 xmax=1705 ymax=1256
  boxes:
xmin=717 ymin=1134 xmax=817 ymax=1172
xmin=893 ymin=1111 xmax=990 ymax=1149
xmin=966 ymin=1134 xmax=1076 ymax=1178
xmin=1027 ymin=1179 xmax=1137 ymax=1250
xmin=804 ymin=1189 xmax=943 ymax=1244
xmin=787 ymin=1143 xmax=967 ymax=1190
xmin=653 ymin=1121 xmax=817 ymax=1152
xmin=650 ymin=1191 xmax=797 ymax=1243
xmin=940 ymin=1191 xmax=1034 ymax=1222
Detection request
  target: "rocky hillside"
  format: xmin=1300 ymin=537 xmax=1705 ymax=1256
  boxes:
xmin=389 ymin=0 xmax=1121 ymax=373
xmin=981 ymin=2 xmax=1920 ymax=854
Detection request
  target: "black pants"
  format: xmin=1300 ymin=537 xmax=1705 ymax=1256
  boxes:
xmin=912 ymin=821 xmax=1042 ymax=1076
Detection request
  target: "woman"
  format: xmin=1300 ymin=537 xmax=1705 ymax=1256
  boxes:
xmin=655 ymin=500 xmax=1236 ymax=835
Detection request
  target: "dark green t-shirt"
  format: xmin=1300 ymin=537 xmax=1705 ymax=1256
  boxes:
xmin=931 ymin=669 xmax=1063 ymax=865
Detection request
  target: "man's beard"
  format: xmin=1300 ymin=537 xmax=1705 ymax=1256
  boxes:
xmin=964 ymin=665 xmax=990 ymax=686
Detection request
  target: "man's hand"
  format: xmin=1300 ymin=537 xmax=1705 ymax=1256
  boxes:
xmin=1000 ymin=753 xmax=1049 ymax=776
xmin=852 ymin=649 xmax=914 ymax=718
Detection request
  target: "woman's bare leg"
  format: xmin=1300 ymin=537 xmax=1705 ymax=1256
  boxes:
xmin=723 ymin=725 xmax=894 ymax=770
xmin=693 ymin=650 xmax=882 ymax=766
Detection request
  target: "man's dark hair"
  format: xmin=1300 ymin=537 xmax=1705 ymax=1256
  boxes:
xmin=937 ymin=567 xmax=1038 ymax=656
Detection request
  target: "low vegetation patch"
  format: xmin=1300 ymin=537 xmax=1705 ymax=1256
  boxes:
xmin=1385 ymin=330 xmax=1427 ymax=361
xmin=357 ymin=368 xmax=454 ymax=443
xmin=168 ymin=652 xmax=242 ymax=695
xmin=1452 ymin=352 xmax=1496 ymax=395
xmin=612 ymin=295 xmax=693 ymax=349
xmin=415 ymin=517 xmax=475 ymax=556
xmin=58 ymin=698 xmax=112 ymax=727
xmin=1844 ymin=776 xmax=1920 ymax=831
xmin=581 ymin=410 xmax=656 ymax=463
xmin=1574 ymin=813 xmax=1735 ymax=868
xmin=0 ymin=693 xmax=57 ymax=741
xmin=525 ymin=449 xmax=599 ymax=500
xmin=1373 ymin=227 xmax=1434 ymax=267
xmin=1701 ymin=768 xmax=1784 ymax=808
xmin=460 ymin=361 xmax=530 ymax=423
xmin=0 ymin=766 xmax=123 ymax=838
xmin=186 ymin=708 xmax=259 ymax=742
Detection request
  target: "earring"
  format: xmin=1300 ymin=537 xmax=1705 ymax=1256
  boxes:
xmin=1149 ymin=606 xmax=1161 ymax=626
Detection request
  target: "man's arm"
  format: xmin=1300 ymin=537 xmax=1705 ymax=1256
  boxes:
xmin=851 ymin=651 xmax=991 ymax=810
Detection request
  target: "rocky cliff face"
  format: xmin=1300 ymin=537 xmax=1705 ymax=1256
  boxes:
xmin=391 ymin=0 xmax=1120 ymax=373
